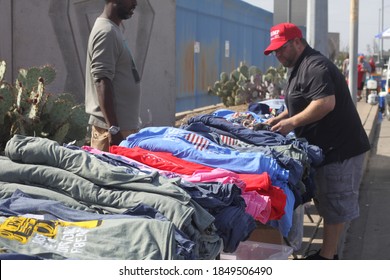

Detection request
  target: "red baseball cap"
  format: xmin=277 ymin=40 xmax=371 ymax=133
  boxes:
xmin=264 ymin=22 xmax=303 ymax=55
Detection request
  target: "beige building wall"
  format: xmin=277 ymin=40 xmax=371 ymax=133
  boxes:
xmin=0 ymin=0 xmax=177 ymax=126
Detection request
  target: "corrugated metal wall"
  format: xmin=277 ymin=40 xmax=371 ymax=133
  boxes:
xmin=175 ymin=0 xmax=275 ymax=112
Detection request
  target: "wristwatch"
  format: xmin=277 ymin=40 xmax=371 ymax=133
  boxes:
xmin=108 ymin=125 xmax=120 ymax=135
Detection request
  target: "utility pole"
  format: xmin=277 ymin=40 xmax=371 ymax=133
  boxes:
xmin=287 ymin=0 xmax=292 ymax=22
xmin=306 ymin=0 xmax=328 ymax=57
xmin=380 ymin=0 xmax=384 ymax=62
xmin=349 ymin=0 xmax=359 ymax=105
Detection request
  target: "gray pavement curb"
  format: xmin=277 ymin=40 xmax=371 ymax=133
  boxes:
xmin=359 ymin=102 xmax=379 ymax=182
xmin=338 ymin=102 xmax=379 ymax=259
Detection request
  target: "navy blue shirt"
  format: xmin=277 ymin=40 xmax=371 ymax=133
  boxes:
xmin=285 ymin=46 xmax=370 ymax=164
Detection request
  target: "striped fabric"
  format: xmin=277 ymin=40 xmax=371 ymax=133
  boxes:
xmin=184 ymin=133 xmax=209 ymax=151
xmin=219 ymin=135 xmax=239 ymax=147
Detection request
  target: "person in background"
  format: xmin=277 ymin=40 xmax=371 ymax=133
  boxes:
xmin=85 ymin=0 xmax=141 ymax=152
xmin=342 ymin=53 xmax=349 ymax=80
xmin=357 ymin=56 xmax=370 ymax=101
xmin=369 ymin=57 xmax=376 ymax=74
xmin=263 ymin=22 xmax=370 ymax=260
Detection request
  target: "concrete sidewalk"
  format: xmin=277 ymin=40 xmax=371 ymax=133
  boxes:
xmin=342 ymin=104 xmax=390 ymax=259
xmin=291 ymin=101 xmax=385 ymax=259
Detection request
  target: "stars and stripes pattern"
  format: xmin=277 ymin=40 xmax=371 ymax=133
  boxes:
xmin=184 ymin=133 xmax=210 ymax=151
xmin=219 ymin=135 xmax=239 ymax=147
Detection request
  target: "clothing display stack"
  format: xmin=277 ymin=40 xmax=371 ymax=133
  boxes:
xmin=0 ymin=105 xmax=324 ymax=260
xmin=115 ymin=108 xmax=323 ymax=238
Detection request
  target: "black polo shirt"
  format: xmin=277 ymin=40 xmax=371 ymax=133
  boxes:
xmin=285 ymin=46 xmax=370 ymax=164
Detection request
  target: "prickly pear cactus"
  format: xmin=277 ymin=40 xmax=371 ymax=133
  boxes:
xmin=17 ymin=65 xmax=56 ymax=93
xmin=0 ymin=85 xmax=13 ymax=126
xmin=0 ymin=60 xmax=89 ymax=151
xmin=263 ymin=66 xmax=287 ymax=99
xmin=66 ymin=104 xmax=89 ymax=146
xmin=208 ymin=62 xmax=263 ymax=106
xmin=208 ymin=62 xmax=287 ymax=106
xmin=0 ymin=61 xmax=6 ymax=83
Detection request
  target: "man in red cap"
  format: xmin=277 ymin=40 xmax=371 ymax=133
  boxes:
xmin=264 ymin=23 xmax=370 ymax=260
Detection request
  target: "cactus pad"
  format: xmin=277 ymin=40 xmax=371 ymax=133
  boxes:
xmin=0 ymin=62 xmax=88 ymax=151
xmin=0 ymin=61 xmax=6 ymax=82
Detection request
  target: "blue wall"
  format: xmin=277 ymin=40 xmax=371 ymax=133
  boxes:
xmin=176 ymin=0 xmax=275 ymax=112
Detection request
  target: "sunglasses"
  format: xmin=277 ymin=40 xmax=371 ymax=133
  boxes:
xmin=272 ymin=40 xmax=292 ymax=56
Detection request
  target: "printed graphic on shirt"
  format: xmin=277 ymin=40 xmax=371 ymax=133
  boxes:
xmin=0 ymin=216 xmax=101 ymax=247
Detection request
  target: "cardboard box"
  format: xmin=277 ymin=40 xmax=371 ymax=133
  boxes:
xmin=246 ymin=223 xmax=284 ymax=245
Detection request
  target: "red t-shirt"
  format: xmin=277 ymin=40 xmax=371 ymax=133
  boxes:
xmin=357 ymin=63 xmax=365 ymax=86
xmin=110 ymin=145 xmax=286 ymax=220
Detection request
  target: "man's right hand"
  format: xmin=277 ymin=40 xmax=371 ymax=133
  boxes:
xmin=264 ymin=117 xmax=279 ymax=127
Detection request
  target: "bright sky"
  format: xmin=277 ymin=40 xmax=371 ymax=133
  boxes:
xmin=242 ymin=0 xmax=390 ymax=55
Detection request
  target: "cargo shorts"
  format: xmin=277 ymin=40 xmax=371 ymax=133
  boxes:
xmin=313 ymin=153 xmax=365 ymax=224
xmin=91 ymin=125 xmax=138 ymax=152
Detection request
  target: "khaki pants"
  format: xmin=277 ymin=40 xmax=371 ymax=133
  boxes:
xmin=90 ymin=125 xmax=138 ymax=152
